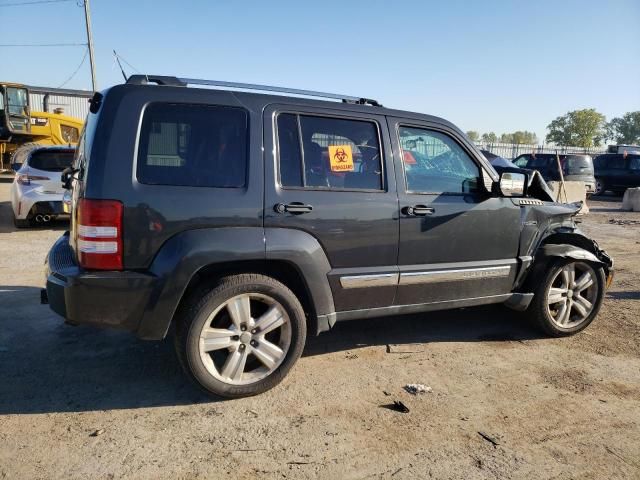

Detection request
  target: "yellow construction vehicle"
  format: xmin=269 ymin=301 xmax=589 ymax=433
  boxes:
xmin=0 ymin=82 xmax=84 ymax=170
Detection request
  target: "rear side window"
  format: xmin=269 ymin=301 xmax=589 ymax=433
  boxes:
xmin=277 ymin=113 xmax=383 ymax=190
xmin=28 ymin=150 xmax=74 ymax=171
xmin=137 ymin=103 xmax=248 ymax=188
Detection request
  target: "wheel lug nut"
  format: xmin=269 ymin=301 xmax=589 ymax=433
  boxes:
xmin=251 ymin=329 xmax=257 ymax=334
xmin=239 ymin=344 xmax=246 ymax=350
xmin=241 ymin=325 xmax=247 ymax=331
xmin=250 ymin=340 xmax=257 ymax=347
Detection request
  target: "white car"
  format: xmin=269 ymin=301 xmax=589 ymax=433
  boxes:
xmin=10 ymin=145 xmax=75 ymax=228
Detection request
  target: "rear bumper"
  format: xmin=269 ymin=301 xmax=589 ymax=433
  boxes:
xmin=45 ymin=233 xmax=158 ymax=333
xmin=33 ymin=200 xmax=65 ymax=215
xmin=13 ymin=188 xmax=66 ymax=219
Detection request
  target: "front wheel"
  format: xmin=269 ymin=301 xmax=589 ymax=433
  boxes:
xmin=528 ymin=259 xmax=605 ymax=336
xmin=175 ymin=274 xmax=307 ymax=398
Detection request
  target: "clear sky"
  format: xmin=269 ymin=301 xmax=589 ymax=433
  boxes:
xmin=1 ymin=0 xmax=639 ymax=141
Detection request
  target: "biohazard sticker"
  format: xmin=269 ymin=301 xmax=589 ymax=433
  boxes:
xmin=328 ymin=145 xmax=354 ymax=172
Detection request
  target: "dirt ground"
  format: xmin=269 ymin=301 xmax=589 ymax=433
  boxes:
xmin=0 ymin=179 xmax=639 ymax=480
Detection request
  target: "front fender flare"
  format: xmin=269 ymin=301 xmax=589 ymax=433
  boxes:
xmin=539 ymin=243 xmax=604 ymax=265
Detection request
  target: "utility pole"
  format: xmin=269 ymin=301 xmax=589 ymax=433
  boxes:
xmin=83 ymin=0 xmax=98 ymax=91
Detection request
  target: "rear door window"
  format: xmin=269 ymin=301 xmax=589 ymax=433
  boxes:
xmin=276 ymin=113 xmax=383 ymax=191
xmin=137 ymin=103 xmax=248 ymax=187
xmin=28 ymin=150 xmax=74 ymax=171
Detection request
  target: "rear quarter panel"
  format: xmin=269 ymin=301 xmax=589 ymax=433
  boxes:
xmin=84 ymin=85 xmax=265 ymax=269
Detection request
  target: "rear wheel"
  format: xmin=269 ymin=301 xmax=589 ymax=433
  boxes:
xmin=175 ymin=274 xmax=307 ymax=398
xmin=528 ymin=259 xmax=605 ymax=336
xmin=594 ymin=178 xmax=606 ymax=196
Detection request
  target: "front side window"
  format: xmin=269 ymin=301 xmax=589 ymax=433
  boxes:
xmin=513 ymin=155 xmax=530 ymax=168
xmin=399 ymin=126 xmax=479 ymax=194
xmin=277 ymin=113 xmax=383 ymax=190
xmin=137 ymin=103 xmax=248 ymax=188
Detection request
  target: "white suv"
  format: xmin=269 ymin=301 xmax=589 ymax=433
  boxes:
xmin=10 ymin=145 xmax=74 ymax=228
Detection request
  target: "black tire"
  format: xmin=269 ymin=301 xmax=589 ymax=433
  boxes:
xmin=594 ymin=178 xmax=606 ymax=196
xmin=528 ymin=258 xmax=605 ymax=337
xmin=13 ymin=215 xmax=32 ymax=228
xmin=174 ymin=273 xmax=307 ymax=398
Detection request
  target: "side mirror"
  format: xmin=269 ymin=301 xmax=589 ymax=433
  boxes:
xmin=498 ymin=172 xmax=527 ymax=197
xmin=10 ymin=162 xmax=21 ymax=172
xmin=61 ymin=166 xmax=76 ymax=190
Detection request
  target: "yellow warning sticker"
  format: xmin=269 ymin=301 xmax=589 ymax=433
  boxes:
xmin=328 ymin=145 xmax=354 ymax=172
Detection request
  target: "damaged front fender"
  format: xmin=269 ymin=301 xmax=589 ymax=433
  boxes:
xmin=540 ymin=243 xmax=606 ymax=265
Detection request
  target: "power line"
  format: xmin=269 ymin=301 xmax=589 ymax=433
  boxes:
xmin=0 ymin=0 xmax=74 ymax=6
xmin=0 ymin=43 xmax=87 ymax=47
xmin=57 ymin=47 xmax=89 ymax=88
xmin=113 ymin=51 xmax=141 ymax=74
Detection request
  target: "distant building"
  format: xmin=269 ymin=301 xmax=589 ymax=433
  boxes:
xmin=27 ymin=85 xmax=92 ymax=120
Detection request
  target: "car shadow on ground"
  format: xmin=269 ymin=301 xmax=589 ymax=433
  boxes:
xmin=607 ymin=290 xmax=640 ymax=300
xmin=589 ymin=194 xmax=623 ymax=213
xmin=0 ymin=285 xmax=544 ymax=415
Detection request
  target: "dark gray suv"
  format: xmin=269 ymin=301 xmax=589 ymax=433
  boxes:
xmin=43 ymin=75 xmax=613 ymax=398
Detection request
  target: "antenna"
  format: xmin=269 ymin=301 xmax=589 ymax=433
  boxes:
xmin=113 ymin=50 xmax=128 ymax=81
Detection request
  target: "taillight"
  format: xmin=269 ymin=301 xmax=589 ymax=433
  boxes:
xmin=77 ymin=198 xmax=123 ymax=270
xmin=17 ymin=174 xmax=49 ymax=185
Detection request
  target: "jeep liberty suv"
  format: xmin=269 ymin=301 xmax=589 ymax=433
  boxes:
xmin=43 ymin=75 xmax=613 ymax=398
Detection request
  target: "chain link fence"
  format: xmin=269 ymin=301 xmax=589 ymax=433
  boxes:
xmin=477 ymin=142 xmax=606 ymax=160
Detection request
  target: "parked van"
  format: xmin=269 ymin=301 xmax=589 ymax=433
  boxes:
xmin=593 ymin=153 xmax=640 ymax=195
xmin=513 ymin=153 xmax=596 ymax=195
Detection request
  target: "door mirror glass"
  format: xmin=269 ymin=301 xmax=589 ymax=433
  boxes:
xmin=499 ymin=172 xmax=526 ymax=197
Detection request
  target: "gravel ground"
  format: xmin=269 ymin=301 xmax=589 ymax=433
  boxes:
xmin=0 ymin=179 xmax=639 ymax=480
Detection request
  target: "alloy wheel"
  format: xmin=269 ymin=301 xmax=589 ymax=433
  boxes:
xmin=546 ymin=262 xmax=599 ymax=329
xmin=198 ymin=293 xmax=292 ymax=385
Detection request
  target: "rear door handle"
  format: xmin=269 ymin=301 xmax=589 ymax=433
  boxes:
xmin=274 ymin=202 xmax=313 ymax=214
xmin=402 ymin=205 xmax=435 ymax=216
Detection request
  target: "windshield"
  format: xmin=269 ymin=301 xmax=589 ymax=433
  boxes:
xmin=6 ymin=87 xmax=28 ymax=116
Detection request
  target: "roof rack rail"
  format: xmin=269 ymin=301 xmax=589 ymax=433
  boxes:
xmin=125 ymin=74 xmax=382 ymax=107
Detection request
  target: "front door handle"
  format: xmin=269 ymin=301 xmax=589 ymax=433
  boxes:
xmin=274 ymin=202 xmax=313 ymax=214
xmin=402 ymin=205 xmax=435 ymax=216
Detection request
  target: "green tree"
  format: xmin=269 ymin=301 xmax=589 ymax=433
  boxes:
xmin=499 ymin=131 xmax=537 ymax=144
xmin=546 ymin=109 xmax=606 ymax=148
xmin=481 ymin=132 xmax=497 ymax=143
xmin=606 ymin=111 xmax=640 ymax=144
xmin=466 ymin=130 xmax=480 ymax=142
